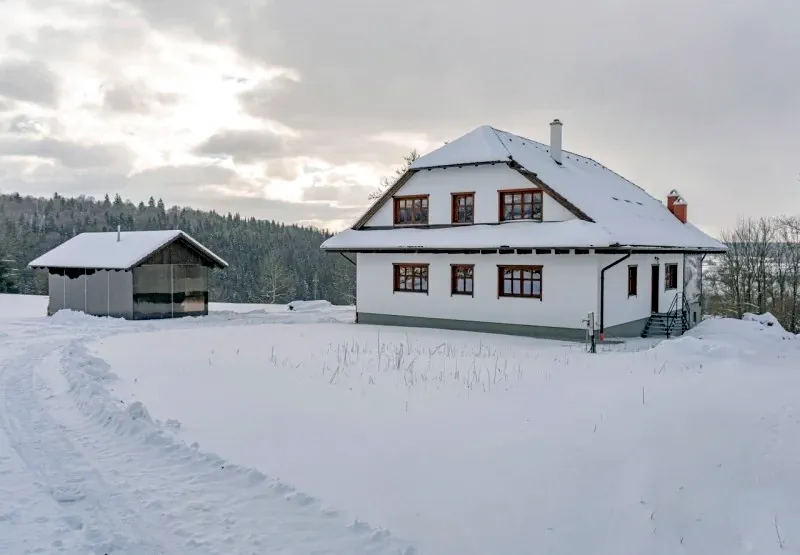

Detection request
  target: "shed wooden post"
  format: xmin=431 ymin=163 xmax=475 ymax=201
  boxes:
xmin=170 ymin=263 xmax=174 ymax=318
xmin=84 ymin=268 xmax=87 ymax=313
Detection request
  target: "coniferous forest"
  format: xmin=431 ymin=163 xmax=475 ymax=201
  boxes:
xmin=0 ymin=192 xmax=356 ymax=305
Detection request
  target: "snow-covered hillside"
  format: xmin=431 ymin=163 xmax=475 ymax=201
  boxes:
xmin=1 ymin=293 xmax=799 ymax=554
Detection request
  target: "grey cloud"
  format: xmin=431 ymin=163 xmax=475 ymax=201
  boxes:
xmin=6 ymin=114 xmax=48 ymax=134
xmin=0 ymin=59 xmax=59 ymax=106
xmin=128 ymin=164 xmax=238 ymax=188
xmin=288 ymin=128 xmax=412 ymax=166
xmin=6 ymin=9 xmax=152 ymax=65
xmin=193 ymin=129 xmax=286 ymax=164
xmin=102 ymin=81 xmax=180 ymax=114
xmin=0 ymin=136 xmax=132 ymax=168
xmin=302 ymin=183 xmax=374 ymax=206
xmin=175 ymin=191 xmax=364 ymax=226
xmin=0 ymin=98 xmax=12 ymax=112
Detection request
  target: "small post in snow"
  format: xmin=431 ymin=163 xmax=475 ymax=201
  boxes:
xmin=117 ymin=224 xmax=121 ymax=242
xmin=583 ymin=312 xmax=596 ymax=353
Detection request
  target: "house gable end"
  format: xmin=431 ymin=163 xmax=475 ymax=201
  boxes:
xmin=354 ymin=163 xmax=588 ymax=229
xmin=353 ymin=169 xmax=416 ymax=230
xmin=133 ymin=236 xmax=224 ymax=268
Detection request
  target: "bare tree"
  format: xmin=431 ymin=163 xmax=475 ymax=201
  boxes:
xmin=368 ymin=150 xmax=420 ymax=200
xmin=778 ymin=216 xmax=800 ymax=331
xmin=711 ymin=216 xmax=800 ymax=332
xmin=261 ymin=254 xmax=290 ymax=304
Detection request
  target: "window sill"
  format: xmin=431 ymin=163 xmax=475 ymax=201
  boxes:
xmin=628 ymin=294 xmax=638 ymax=298
xmin=393 ymin=290 xmax=429 ymax=295
xmin=451 ymin=292 xmax=474 ymax=297
xmin=498 ymin=219 xmax=543 ymax=224
xmin=393 ymin=223 xmax=429 ymax=227
xmin=450 ymin=221 xmax=475 ymax=226
xmin=497 ymin=295 xmax=543 ymax=300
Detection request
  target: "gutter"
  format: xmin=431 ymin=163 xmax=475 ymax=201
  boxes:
xmin=599 ymin=250 xmax=632 ymax=341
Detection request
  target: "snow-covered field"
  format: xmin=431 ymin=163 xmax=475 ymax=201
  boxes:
xmin=1 ymin=293 xmax=799 ymax=554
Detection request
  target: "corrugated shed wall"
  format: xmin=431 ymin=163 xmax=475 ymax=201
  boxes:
xmin=47 ymin=270 xmax=133 ymax=318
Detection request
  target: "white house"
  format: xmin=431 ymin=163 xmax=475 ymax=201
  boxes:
xmin=321 ymin=121 xmax=726 ymax=341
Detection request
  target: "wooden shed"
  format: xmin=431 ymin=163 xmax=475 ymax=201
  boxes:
xmin=28 ymin=230 xmax=227 ymax=319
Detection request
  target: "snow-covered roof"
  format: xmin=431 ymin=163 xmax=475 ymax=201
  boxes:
xmin=29 ymin=230 xmax=228 ymax=270
xmin=323 ymin=125 xmax=726 ymax=252
xmin=323 ymin=220 xmax=612 ymax=250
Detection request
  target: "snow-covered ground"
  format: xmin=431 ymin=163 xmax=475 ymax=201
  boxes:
xmin=1 ymin=294 xmax=799 ymax=554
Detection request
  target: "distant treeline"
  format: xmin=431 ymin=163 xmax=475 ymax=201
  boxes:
xmin=0 ymin=192 xmax=355 ymax=305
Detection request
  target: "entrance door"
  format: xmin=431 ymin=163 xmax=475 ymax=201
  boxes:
xmin=651 ymin=265 xmax=660 ymax=313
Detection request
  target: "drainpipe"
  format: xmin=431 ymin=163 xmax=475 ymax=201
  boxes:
xmin=599 ymin=251 xmax=632 ymax=341
xmin=698 ymin=253 xmax=707 ymax=321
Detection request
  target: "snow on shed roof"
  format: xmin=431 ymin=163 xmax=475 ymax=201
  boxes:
xmin=332 ymin=124 xmax=724 ymax=252
xmin=28 ymin=230 xmax=228 ymax=270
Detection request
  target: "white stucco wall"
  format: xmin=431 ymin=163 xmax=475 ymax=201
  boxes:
xmin=356 ymin=252 xmax=597 ymax=331
xmin=600 ymin=253 xmax=684 ymax=328
xmin=367 ymin=165 xmax=576 ymax=227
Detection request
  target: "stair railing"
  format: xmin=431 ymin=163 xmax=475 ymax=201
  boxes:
xmin=664 ymin=292 xmax=685 ymax=338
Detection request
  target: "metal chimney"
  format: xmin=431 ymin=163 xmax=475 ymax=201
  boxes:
xmin=549 ymin=119 xmax=563 ymax=165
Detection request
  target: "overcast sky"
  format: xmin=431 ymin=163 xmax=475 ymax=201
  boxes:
xmin=0 ymin=0 xmax=797 ymax=234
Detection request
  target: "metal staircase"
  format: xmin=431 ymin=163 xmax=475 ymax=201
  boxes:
xmin=641 ymin=293 xmax=691 ymax=338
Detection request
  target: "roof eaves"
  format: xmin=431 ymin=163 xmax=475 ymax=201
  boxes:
xmin=352 ymin=169 xmax=417 ymax=230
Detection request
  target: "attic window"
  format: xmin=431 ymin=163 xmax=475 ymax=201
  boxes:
xmin=499 ymin=189 xmax=543 ymax=222
xmin=624 ymin=199 xmax=632 ymax=203
xmin=394 ymin=195 xmax=429 ymax=226
xmin=636 ymin=201 xmax=643 ymax=206
xmin=451 ymin=192 xmax=475 ymax=224
xmin=612 ymin=197 xmax=619 ymax=201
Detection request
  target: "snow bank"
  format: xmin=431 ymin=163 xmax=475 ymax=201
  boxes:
xmin=742 ymin=312 xmax=791 ymax=332
xmin=690 ymin=315 xmax=796 ymax=341
xmin=58 ymin=339 xmax=413 ymax=553
xmin=287 ymin=299 xmax=333 ymax=312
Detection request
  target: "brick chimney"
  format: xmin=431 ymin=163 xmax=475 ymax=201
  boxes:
xmin=673 ymin=197 xmax=687 ymax=223
xmin=667 ymin=189 xmax=680 ymax=213
xmin=549 ymin=119 xmax=562 ymax=165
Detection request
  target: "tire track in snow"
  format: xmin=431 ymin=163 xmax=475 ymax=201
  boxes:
xmin=0 ymin=339 xmax=184 ymax=554
xmin=0 ymin=313 xmax=417 ymax=555
xmin=58 ymin=339 xmax=417 ymax=555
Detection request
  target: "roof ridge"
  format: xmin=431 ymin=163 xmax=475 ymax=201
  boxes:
xmin=492 ymin=126 xmax=662 ymax=204
xmin=488 ymin=126 xmax=515 ymax=162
